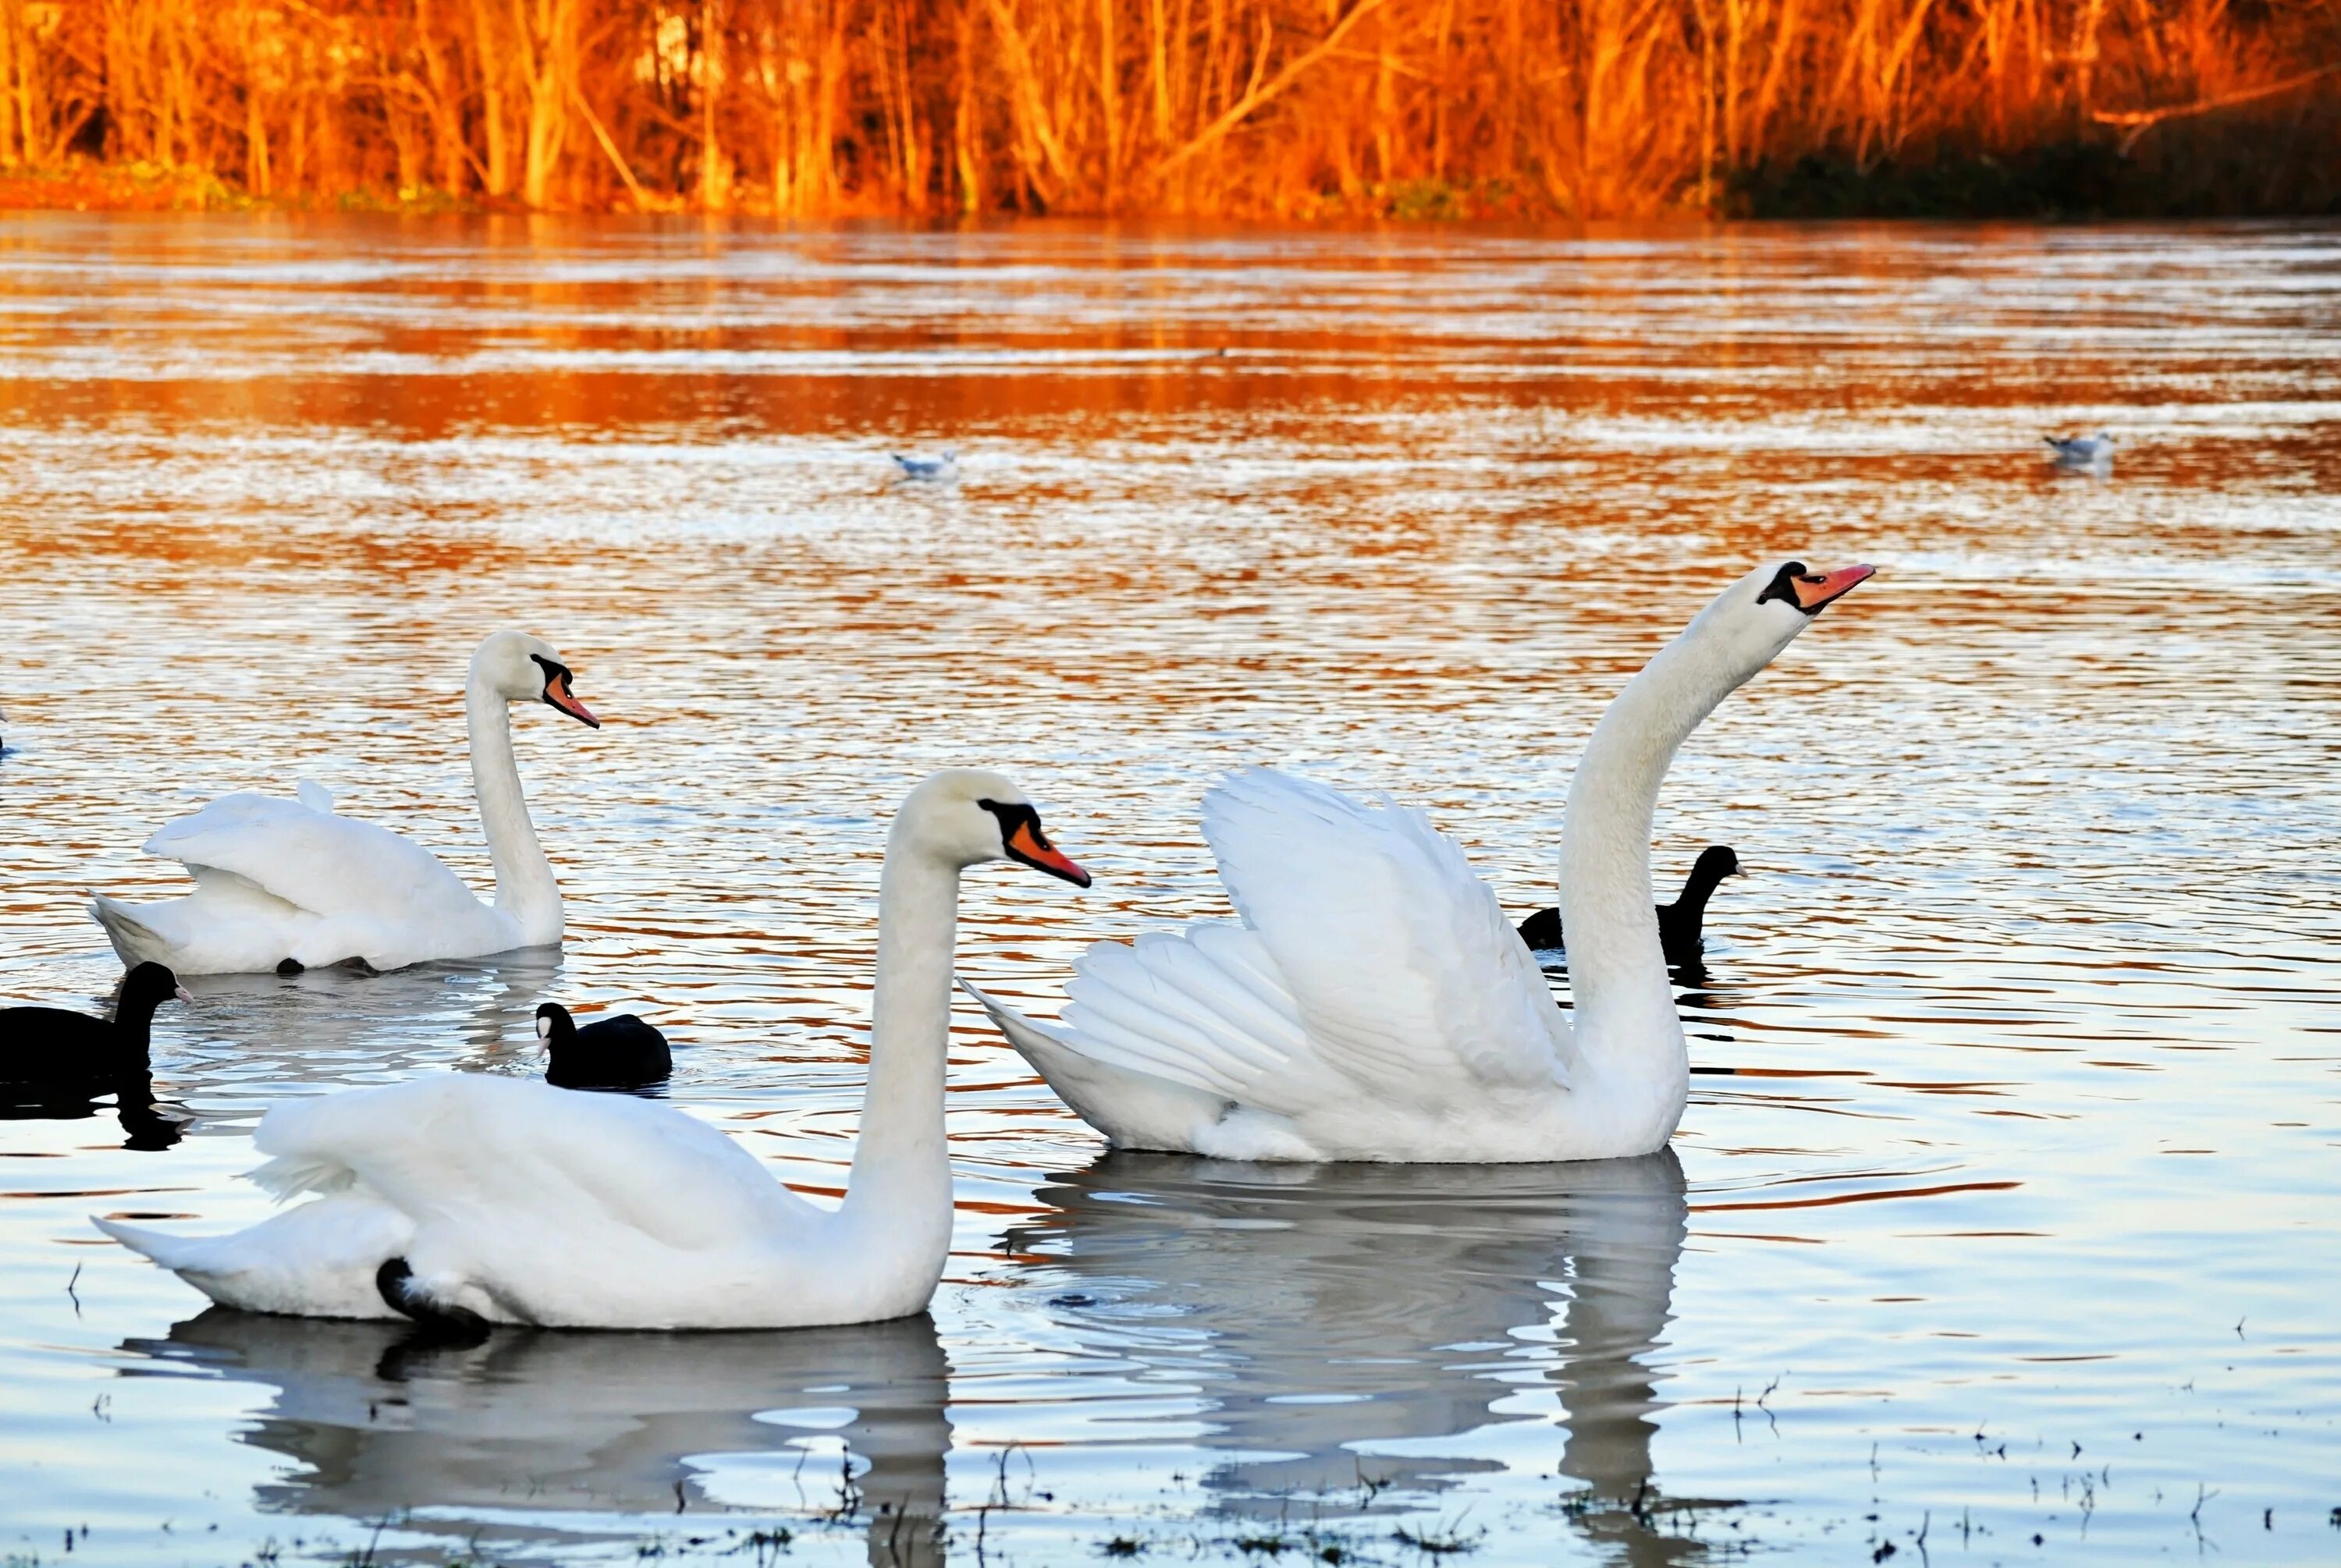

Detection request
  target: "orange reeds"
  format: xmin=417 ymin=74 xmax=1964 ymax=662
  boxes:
xmin=5 ymin=0 xmax=2337 ymax=216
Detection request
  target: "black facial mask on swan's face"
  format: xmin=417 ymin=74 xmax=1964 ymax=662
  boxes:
xmin=1756 ymin=560 xmax=1874 ymax=617
xmin=975 ymin=799 xmax=1092 ymax=887
xmin=1757 ymin=562 xmax=1822 ymax=614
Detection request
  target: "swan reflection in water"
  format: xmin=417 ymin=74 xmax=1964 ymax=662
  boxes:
xmin=176 ymin=948 xmax=570 ymax=1075
xmin=1011 ymin=1149 xmax=1710 ymax=1562
xmin=115 ymin=1311 xmax=949 ymax=1565
xmin=5 ymin=954 xmax=578 ymax=1152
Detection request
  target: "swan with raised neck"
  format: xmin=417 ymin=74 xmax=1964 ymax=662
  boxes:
xmin=92 ymin=769 xmax=1095 ymax=1330
xmin=968 ymin=558 xmax=1874 ymax=1163
xmin=87 ymin=629 xmax=602 ymax=975
xmin=465 ymin=629 xmax=599 ymax=948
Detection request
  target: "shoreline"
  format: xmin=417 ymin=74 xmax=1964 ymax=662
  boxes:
xmin=8 ymin=147 xmax=2338 ymax=225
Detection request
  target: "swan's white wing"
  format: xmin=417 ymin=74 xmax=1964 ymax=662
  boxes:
xmin=1056 ymin=922 xmax=1317 ymax=1109
xmin=141 ymin=793 xmax=487 ymax=927
xmin=254 ymin=1075 xmax=822 ymax=1253
xmin=1199 ymin=768 xmax=1572 ymax=1101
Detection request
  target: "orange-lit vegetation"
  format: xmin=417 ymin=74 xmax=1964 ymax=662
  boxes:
xmin=2 ymin=0 xmax=2335 ymax=215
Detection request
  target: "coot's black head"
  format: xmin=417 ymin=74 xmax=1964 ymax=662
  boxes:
xmin=1694 ymin=846 xmax=1742 ymax=880
xmin=535 ymin=1002 xmax=577 ymax=1045
xmin=118 ymin=963 xmax=191 ymax=1020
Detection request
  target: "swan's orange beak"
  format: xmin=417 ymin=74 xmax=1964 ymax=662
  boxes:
xmin=542 ymin=668 xmax=601 ymax=729
xmin=1791 ymin=563 xmax=1875 ymax=614
xmin=1006 ymin=818 xmax=1092 ymax=887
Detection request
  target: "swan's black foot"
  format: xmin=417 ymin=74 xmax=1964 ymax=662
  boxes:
xmin=375 ymin=1258 xmax=491 ymax=1343
xmin=374 ymin=1326 xmax=488 ymax=1382
xmin=275 ymin=958 xmax=304 ymax=975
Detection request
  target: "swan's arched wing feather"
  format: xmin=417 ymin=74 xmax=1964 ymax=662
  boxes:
xmin=1057 ymin=923 xmax=1314 ymax=1109
xmin=255 ymin=1076 xmax=822 ymax=1250
xmin=143 ymin=793 xmax=485 ymax=925
xmin=1200 ymin=768 xmax=1571 ymax=1099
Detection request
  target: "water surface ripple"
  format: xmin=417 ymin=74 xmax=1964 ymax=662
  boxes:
xmin=1 ymin=216 xmax=2336 ymax=1566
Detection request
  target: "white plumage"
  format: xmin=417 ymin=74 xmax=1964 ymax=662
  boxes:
xmin=969 ymin=770 xmax=1582 ymax=1162
xmin=87 ymin=630 xmax=599 ymax=975
xmin=973 ymin=557 xmax=1876 ymax=1163
xmin=98 ymin=1077 xmax=841 ymax=1329
xmin=95 ymin=768 xmax=1092 ymax=1332
xmin=91 ymin=791 xmax=531 ymax=974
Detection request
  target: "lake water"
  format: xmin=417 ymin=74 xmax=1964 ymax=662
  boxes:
xmin=1 ymin=215 xmax=2336 ymax=1567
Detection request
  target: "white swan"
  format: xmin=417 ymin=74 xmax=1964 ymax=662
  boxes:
xmin=969 ymin=559 xmax=1873 ymax=1163
xmin=93 ymin=768 xmax=1092 ymax=1331
xmin=87 ymin=630 xmax=602 ymax=976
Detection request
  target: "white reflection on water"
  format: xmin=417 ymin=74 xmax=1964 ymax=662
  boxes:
xmin=1006 ymin=1156 xmax=1691 ymax=1528
xmin=119 ymin=1313 xmax=949 ymax=1563
xmin=0 ymin=216 xmax=2336 ymax=1566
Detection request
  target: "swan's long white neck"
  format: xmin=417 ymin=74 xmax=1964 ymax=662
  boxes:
xmin=1560 ymin=619 xmax=1763 ymax=1087
xmin=465 ymin=673 xmax=562 ymax=946
xmin=839 ymin=826 xmax=959 ymax=1293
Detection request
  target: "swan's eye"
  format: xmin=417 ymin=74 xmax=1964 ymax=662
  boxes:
xmin=975 ymin=799 xmax=1037 ymax=842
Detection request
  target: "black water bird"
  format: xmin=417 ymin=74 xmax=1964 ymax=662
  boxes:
xmin=538 ymin=1002 xmax=672 ymax=1091
xmin=0 ymin=963 xmax=190 ymax=1087
xmin=1519 ymin=846 xmax=1742 ymax=967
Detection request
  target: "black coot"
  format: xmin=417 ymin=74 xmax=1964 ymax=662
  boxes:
xmin=1 ymin=962 xmax=190 ymax=1086
xmin=1518 ymin=846 xmax=1742 ymax=968
xmin=538 ymin=1002 xmax=672 ymax=1091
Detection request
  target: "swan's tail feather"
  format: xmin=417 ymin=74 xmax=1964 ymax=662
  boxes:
xmin=94 ymin=1198 xmax=415 ymax=1319
xmin=93 ymin=1215 xmax=217 ymax=1271
xmin=961 ymin=980 xmax=1080 ymax=1071
xmin=961 ymin=979 xmax=1231 ymax=1151
xmin=86 ymin=893 xmax=176 ymax=968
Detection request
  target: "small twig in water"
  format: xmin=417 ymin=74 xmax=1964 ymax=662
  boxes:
xmin=2190 ymin=1482 xmax=2219 ymax=1545
xmin=66 ymin=1261 xmax=83 ymax=1316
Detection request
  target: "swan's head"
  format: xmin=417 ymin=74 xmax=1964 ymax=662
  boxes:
xmin=897 ymin=768 xmax=1092 ymax=886
xmin=472 ymin=630 xmax=600 ymax=729
xmin=1694 ymin=559 xmax=1875 ymax=671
